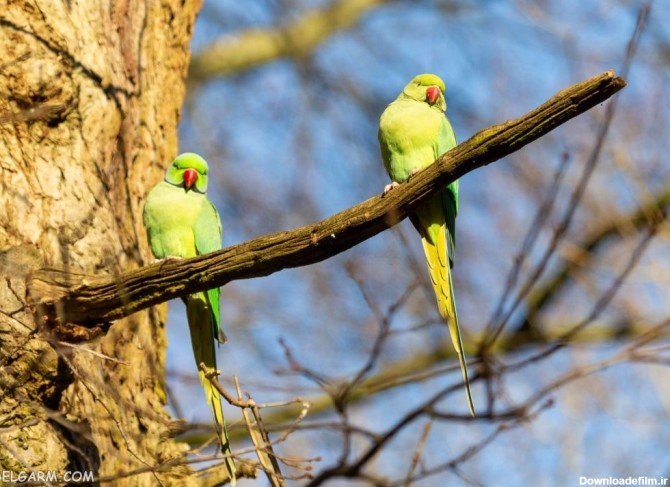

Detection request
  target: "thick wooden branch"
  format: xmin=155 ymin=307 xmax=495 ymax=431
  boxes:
xmin=28 ymin=71 xmax=626 ymax=330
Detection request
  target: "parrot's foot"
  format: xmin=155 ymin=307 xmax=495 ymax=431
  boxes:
xmin=153 ymin=255 xmax=184 ymax=264
xmin=153 ymin=256 xmax=183 ymax=265
xmin=408 ymin=167 xmax=422 ymax=179
xmin=383 ymin=181 xmax=400 ymax=196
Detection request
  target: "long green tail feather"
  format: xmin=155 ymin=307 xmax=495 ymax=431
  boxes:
xmin=187 ymin=294 xmax=237 ymax=484
xmin=421 ymin=230 xmax=476 ymax=417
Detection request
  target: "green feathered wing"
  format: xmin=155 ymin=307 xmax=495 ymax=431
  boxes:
xmin=379 ymin=82 xmax=475 ymax=416
xmin=143 ymin=176 xmax=236 ymax=484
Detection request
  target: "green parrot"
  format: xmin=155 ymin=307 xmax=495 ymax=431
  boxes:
xmin=143 ymin=153 xmax=236 ymax=483
xmin=378 ymin=74 xmax=474 ymax=416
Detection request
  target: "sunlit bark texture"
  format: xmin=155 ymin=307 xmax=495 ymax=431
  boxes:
xmin=0 ymin=1 xmax=202 ymax=484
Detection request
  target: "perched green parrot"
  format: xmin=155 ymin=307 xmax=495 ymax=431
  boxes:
xmin=143 ymin=153 xmax=236 ymax=483
xmin=378 ymin=74 xmax=474 ymax=416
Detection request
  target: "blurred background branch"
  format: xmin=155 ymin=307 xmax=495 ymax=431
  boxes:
xmin=189 ymin=0 xmax=394 ymax=81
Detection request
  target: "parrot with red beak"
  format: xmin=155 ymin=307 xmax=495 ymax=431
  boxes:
xmin=378 ymin=74 xmax=474 ymax=416
xmin=143 ymin=153 xmax=236 ymax=483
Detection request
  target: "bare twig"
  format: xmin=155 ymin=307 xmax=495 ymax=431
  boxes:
xmin=234 ymin=377 xmax=286 ymax=487
xmin=404 ymin=420 xmax=432 ymax=486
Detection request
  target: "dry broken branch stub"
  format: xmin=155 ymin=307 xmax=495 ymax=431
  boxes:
xmin=27 ymin=71 xmax=627 ymax=335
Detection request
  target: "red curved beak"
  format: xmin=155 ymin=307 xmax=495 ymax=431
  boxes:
xmin=426 ymin=85 xmax=440 ymax=105
xmin=183 ymin=168 xmax=198 ymax=189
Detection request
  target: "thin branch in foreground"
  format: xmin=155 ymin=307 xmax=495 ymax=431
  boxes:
xmin=233 ymin=377 xmax=286 ymax=487
xmin=28 ymin=71 xmax=626 ymax=333
xmin=186 ymin=365 xmax=316 ymax=483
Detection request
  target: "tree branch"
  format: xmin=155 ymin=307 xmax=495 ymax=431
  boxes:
xmin=28 ymin=71 xmax=626 ymax=331
xmin=188 ymin=0 xmax=392 ymax=81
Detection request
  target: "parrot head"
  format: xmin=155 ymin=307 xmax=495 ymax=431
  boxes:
xmin=164 ymin=152 xmax=210 ymax=193
xmin=402 ymin=73 xmax=447 ymax=111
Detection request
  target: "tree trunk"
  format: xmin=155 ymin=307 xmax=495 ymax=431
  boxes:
xmin=0 ymin=0 xmax=202 ymax=484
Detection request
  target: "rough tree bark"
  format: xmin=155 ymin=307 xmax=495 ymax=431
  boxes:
xmin=0 ymin=1 xmax=218 ymax=484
